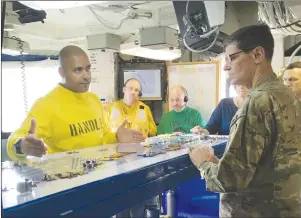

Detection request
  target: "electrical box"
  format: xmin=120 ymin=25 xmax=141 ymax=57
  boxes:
xmin=204 ymin=1 xmax=225 ymax=28
xmin=140 ymin=26 xmax=179 ymax=50
xmin=86 ymin=33 xmax=121 ymax=52
xmin=173 ymin=1 xmax=227 ymax=55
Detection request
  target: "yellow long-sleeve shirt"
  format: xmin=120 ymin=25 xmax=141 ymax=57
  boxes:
xmin=106 ymin=100 xmax=157 ymax=137
xmin=7 ymin=84 xmax=117 ymax=161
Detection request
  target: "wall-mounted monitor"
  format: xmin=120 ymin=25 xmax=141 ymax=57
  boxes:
xmin=119 ymin=62 xmax=166 ymax=101
xmin=123 ymin=69 xmax=161 ymax=99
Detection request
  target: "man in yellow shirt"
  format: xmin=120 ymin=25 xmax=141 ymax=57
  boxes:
xmin=106 ymin=78 xmax=158 ymax=217
xmin=106 ymin=78 xmax=157 ymax=137
xmin=7 ymin=45 xmax=145 ymax=160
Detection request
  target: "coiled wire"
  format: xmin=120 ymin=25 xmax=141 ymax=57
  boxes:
xmin=11 ymin=36 xmax=28 ymax=115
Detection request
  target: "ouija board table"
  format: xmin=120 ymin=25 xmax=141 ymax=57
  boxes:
xmin=2 ymin=135 xmax=227 ymax=218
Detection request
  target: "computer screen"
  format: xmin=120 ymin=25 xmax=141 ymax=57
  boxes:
xmin=123 ymin=69 xmax=162 ymax=99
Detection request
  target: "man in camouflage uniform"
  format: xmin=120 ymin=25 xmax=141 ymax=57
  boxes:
xmin=283 ymin=61 xmax=301 ymax=100
xmin=189 ymin=24 xmax=301 ymax=217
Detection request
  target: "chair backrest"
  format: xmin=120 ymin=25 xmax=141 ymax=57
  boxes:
xmin=1 ymin=139 xmax=11 ymax=162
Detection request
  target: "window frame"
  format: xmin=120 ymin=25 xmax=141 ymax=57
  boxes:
xmin=1 ymin=59 xmax=61 ymax=135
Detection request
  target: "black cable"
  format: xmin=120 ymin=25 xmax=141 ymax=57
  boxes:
xmin=185 ymin=1 xmax=198 ymax=35
xmin=294 ymin=23 xmax=301 ymax=28
xmin=11 ymin=36 xmax=29 ymax=115
xmin=270 ymin=20 xmax=301 ymax=29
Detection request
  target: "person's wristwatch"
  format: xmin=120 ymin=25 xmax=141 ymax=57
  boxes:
xmin=13 ymin=139 xmax=24 ymax=154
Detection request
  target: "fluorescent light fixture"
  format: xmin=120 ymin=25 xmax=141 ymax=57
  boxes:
xmin=2 ymin=48 xmax=29 ymax=56
xmin=120 ymin=42 xmax=182 ymax=61
xmin=19 ymin=1 xmax=107 ymax=10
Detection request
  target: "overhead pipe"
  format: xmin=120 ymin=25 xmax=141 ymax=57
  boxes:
xmin=287 ymin=43 xmax=301 ymax=66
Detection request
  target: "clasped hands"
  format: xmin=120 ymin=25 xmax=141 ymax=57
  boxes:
xmin=188 ymin=145 xmax=219 ymax=169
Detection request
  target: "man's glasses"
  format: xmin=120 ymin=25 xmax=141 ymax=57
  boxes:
xmin=225 ymin=48 xmax=255 ymax=64
xmin=225 ymin=51 xmax=244 ymax=64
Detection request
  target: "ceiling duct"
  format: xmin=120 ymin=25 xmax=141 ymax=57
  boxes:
xmin=87 ymin=33 xmax=121 ymax=52
xmin=140 ymin=26 xmax=179 ymax=50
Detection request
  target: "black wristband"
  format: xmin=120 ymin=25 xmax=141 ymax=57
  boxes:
xmin=13 ymin=139 xmax=24 ymax=154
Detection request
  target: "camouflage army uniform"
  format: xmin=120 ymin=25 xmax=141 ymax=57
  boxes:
xmin=198 ymin=74 xmax=301 ymax=217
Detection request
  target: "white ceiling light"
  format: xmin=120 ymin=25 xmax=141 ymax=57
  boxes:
xmin=2 ymin=48 xmax=29 ymax=56
xmin=120 ymin=42 xmax=182 ymax=61
xmin=19 ymin=1 xmax=108 ymax=10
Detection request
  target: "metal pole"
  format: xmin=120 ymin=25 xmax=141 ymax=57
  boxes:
xmin=1 ymin=1 xmax=6 ymax=47
xmin=166 ymin=189 xmax=176 ymax=218
xmin=287 ymin=43 xmax=301 ymax=66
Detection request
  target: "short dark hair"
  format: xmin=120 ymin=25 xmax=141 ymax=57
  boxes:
xmin=225 ymin=24 xmax=274 ymax=62
xmin=286 ymin=61 xmax=301 ymax=70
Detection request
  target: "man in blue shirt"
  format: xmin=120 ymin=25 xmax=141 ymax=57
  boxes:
xmin=191 ymin=85 xmax=249 ymax=135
